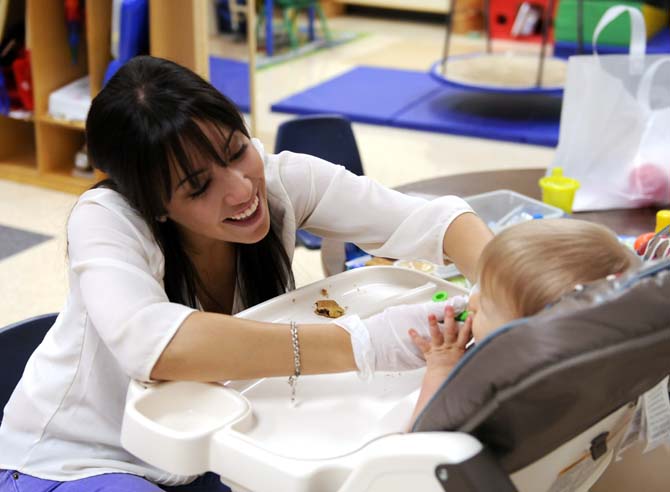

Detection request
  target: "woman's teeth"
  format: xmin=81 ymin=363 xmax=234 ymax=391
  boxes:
xmin=228 ymin=196 xmax=259 ymax=221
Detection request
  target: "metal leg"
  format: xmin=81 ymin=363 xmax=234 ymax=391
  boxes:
xmin=535 ymin=0 xmax=554 ymax=87
xmin=315 ymin=3 xmax=332 ymax=43
xmin=441 ymin=0 xmax=455 ymax=75
xmin=284 ymin=7 xmax=298 ymax=50
xmin=265 ymin=0 xmax=273 ymax=56
xmin=308 ymin=5 xmax=315 ymax=41
xmin=484 ymin=0 xmax=491 ymax=54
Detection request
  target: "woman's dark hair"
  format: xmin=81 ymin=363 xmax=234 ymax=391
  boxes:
xmin=86 ymin=55 xmax=294 ymax=310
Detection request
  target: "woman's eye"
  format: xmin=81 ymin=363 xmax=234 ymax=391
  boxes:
xmin=189 ymin=179 xmax=211 ymax=199
xmin=228 ymin=143 xmax=248 ymax=161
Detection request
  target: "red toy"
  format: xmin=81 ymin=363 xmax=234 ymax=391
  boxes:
xmin=634 ymin=232 xmax=656 ymax=255
xmin=488 ymin=0 xmax=557 ymax=43
xmin=11 ymin=49 xmax=33 ymax=111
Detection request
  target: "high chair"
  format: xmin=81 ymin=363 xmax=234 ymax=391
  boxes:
xmin=122 ymin=260 xmax=670 ymax=491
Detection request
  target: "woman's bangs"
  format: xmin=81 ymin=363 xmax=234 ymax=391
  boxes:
xmin=165 ymin=119 xmax=235 ymax=194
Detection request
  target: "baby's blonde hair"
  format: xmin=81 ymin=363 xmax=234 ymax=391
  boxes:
xmin=477 ymin=219 xmax=641 ymax=317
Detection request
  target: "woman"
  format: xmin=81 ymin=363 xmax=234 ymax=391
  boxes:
xmin=0 ymin=56 xmax=492 ymax=491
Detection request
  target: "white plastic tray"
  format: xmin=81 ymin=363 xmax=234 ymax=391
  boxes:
xmin=122 ymin=267 xmax=468 ymax=476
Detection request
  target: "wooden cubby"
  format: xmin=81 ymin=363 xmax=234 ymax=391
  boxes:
xmin=0 ymin=0 xmax=208 ymax=194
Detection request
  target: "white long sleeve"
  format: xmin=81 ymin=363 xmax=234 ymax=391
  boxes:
xmin=67 ymin=192 xmax=196 ymax=382
xmin=266 ymin=146 xmax=474 ymax=264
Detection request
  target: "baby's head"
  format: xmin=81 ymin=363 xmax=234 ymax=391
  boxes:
xmin=468 ymin=219 xmax=641 ymax=342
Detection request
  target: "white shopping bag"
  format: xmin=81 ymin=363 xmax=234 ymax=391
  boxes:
xmin=551 ymin=6 xmax=670 ymax=211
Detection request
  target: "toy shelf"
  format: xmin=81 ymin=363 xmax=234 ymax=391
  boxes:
xmin=330 ymin=0 xmax=450 ymax=14
xmin=0 ymin=0 xmax=208 ymax=194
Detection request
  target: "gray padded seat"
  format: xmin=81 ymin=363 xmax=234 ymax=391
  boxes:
xmin=413 ymin=258 xmax=670 ymax=474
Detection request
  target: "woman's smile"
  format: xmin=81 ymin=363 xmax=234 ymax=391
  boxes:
xmin=223 ymin=193 xmax=263 ymax=227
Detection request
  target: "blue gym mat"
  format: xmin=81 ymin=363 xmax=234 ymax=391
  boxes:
xmin=210 ymin=56 xmax=250 ymax=113
xmin=271 ymin=66 xmax=561 ymax=147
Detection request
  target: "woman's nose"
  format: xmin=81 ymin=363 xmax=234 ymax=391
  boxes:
xmin=218 ymin=167 xmax=252 ymax=206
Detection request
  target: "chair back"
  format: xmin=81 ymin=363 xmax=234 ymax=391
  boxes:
xmin=413 ymin=259 xmax=670 ymax=474
xmin=0 ymin=313 xmax=57 ymax=423
xmin=274 ymin=114 xmax=364 ymax=176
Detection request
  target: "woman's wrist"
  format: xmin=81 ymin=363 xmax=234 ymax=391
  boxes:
xmin=442 ymin=212 xmax=493 ymax=282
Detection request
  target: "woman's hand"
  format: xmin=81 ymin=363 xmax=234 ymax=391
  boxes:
xmin=409 ymin=306 xmax=472 ymax=376
xmin=333 ymin=297 xmax=468 ymax=378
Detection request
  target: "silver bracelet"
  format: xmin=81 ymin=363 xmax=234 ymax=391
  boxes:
xmin=287 ymin=321 xmax=301 ymax=405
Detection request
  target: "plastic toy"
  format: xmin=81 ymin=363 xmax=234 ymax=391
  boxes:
xmin=634 ymin=209 xmax=670 ymax=255
xmin=539 ymin=167 xmax=580 ymax=214
xmin=634 ymin=232 xmax=656 ymax=255
xmin=654 ymin=210 xmax=670 ymax=233
xmin=432 ymin=291 xmax=449 ymax=302
xmin=628 ymin=163 xmax=670 ymax=207
xmin=64 ymin=0 xmax=83 ymax=63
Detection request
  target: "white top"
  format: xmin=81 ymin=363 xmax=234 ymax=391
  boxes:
xmin=0 ymin=140 xmax=473 ymax=485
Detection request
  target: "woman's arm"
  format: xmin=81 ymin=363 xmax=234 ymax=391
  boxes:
xmin=151 ymin=312 xmax=357 ymax=381
xmin=274 ymin=153 xmax=488 ymax=276
xmin=442 ymin=212 xmax=493 ymax=282
xmin=68 ymin=196 xmax=355 ymax=383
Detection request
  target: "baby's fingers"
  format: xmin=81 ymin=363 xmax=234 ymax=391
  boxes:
xmin=409 ymin=328 xmax=431 ymax=354
xmin=457 ymin=315 xmax=473 ymax=348
xmin=428 ymin=314 xmax=444 ymax=345
xmin=443 ymin=306 xmax=458 ymax=342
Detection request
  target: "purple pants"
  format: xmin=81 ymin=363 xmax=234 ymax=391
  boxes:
xmin=0 ymin=470 xmax=231 ymax=492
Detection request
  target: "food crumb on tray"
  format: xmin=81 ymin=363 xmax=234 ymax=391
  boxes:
xmin=314 ymin=299 xmax=346 ymax=318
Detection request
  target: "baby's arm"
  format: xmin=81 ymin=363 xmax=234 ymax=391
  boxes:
xmin=408 ymin=306 xmax=473 ymax=427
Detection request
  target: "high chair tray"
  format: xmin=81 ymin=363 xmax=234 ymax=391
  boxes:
xmin=122 ymin=267 xmax=468 ymax=477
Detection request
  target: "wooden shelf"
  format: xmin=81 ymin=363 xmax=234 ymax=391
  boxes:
xmin=6 ymin=111 xmax=34 ymax=122
xmin=0 ymin=164 xmax=96 ymax=194
xmin=0 ymin=0 xmax=208 ymax=194
xmin=40 ymin=115 xmax=86 ymax=131
xmin=331 ymin=0 xmax=450 ymax=14
xmin=42 ymin=169 xmax=99 ymax=194
xmin=0 ymin=116 xmax=36 ymax=168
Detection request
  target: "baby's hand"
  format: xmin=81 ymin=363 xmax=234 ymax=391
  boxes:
xmin=408 ymin=306 xmax=473 ymax=373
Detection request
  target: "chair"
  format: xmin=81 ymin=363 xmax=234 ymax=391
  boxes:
xmin=274 ymin=114 xmax=364 ymax=249
xmin=122 ymin=259 xmax=670 ymax=491
xmin=257 ymin=0 xmax=332 ymax=55
xmin=0 ymin=313 xmax=57 ymax=423
xmin=275 ymin=0 xmax=332 ymax=51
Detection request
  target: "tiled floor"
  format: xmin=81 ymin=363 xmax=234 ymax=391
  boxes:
xmin=0 ymin=12 xmax=553 ymax=326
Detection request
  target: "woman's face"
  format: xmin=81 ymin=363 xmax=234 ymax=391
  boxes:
xmin=164 ymin=129 xmax=270 ymax=249
xmin=468 ymin=286 xmax=517 ymax=343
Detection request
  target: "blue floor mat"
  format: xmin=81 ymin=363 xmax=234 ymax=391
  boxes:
xmin=394 ymin=89 xmax=561 ymax=147
xmin=271 ymin=65 xmax=560 ymax=147
xmin=209 ymin=56 xmax=250 ymax=113
xmin=272 ymin=66 xmax=441 ymax=124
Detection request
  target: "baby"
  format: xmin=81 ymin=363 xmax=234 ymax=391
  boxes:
xmin=408 ymin=218 xmax=641 ymax=424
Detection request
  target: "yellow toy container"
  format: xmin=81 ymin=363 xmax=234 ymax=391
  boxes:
xmin=656 ymin=210 xmax=670 ymax=234
xmin=539 ymin=167 xmax=581 ymax=214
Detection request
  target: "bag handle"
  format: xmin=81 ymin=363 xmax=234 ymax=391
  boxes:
xmin=636 ymin=57 xmax=670 ymax=109
xmin=592 ymin=6 xmax=646 ymax=73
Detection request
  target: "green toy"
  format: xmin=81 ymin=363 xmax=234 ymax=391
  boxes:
xmin=432 ymin=291 xmax=449 ymax=302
